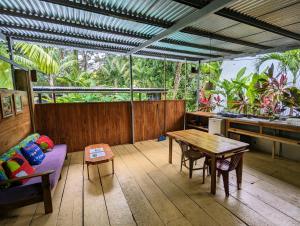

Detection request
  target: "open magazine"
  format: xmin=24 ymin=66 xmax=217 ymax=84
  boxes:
xmin=90 ymin=147 xmax=106 ymax=158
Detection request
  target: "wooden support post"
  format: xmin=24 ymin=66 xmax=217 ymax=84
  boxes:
xmin=15 ymin=69 xmax=36 ymax=132
xmin=184 ymin=58 xmax=187 ymax=101
xmin=52 ymin=92 xmax=56 ymax=103
xmin=163 ymin=58 xmax=167 ymax=135
xmin=196 ymin=60 xmax=201 ymax=109
xmin=129 ymin=55 xmax=135 ymax=144
xmin=38 ymin=93 xmax=42 ymax=104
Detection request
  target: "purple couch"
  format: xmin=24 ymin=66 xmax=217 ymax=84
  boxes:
xmin=0 ymin=143 xmax=67 ymax=214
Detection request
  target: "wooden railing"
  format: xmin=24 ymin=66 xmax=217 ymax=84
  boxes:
xmin=35 ymin=100 xmax=185 ymax=152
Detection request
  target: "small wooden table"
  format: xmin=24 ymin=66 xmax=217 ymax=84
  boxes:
xmin=166 ymin=129 xmax=249 ymax=195
xmin=85 ymin=144 xmax=114 ymax=179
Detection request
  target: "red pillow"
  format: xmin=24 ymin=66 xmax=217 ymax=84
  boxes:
xmin=4 ymin=153 xmax=35 ymax=184
xmin=36 ymin=135 xmax=54 ymax=151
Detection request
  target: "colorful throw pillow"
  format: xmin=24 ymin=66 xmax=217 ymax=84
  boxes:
xmin=21 ymin=142 xmax=45 ymax=165
xmin=0 ymin=162 xmax=10 ymax=188
xmin=3 ymin=153 xmax=35 ymax=184
xmin=0 ymin=133 xmax=40 ymax=163
xmin=36 ymin=135 xmax=54 ymax=151
xmin=19 ymin=133 xmax=40 ymax=149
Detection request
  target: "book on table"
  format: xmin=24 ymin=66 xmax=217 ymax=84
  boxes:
xmin=90 ymin=147 xmax=106 ymax=159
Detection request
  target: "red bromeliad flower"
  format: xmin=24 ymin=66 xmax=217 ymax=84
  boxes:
xmin=199 ymin=90 xmax=210 ymax=105
xmin=261 ymin=96 xmax=272 ymax=108
xmin=279 ymin=74 xmax=287 ymax=86
xmin=199 ymin=96 xmax=210 ymax=104
xmin=214 ymin=95 xmax=221 ymax=104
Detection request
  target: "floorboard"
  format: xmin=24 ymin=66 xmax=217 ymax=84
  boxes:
xmin=1 ymin=139 xmax=300 ymax=226
xmin=98 ymin=160 xmax=136 ymax=226
xmin=57 ymin=152 xmax=83 ymax=226
xmin=83 ymin=163 xmax=110 ymax=226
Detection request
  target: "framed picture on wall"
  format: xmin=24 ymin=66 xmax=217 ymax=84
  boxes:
xmin=14 ymin=94 xmax=23 ymax=114
xmin=1 ymin=93 xmax=14 ymax=118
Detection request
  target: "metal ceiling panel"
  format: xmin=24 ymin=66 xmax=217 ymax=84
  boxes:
xmin=190 ymin=14 xmax=237 ymax=33
xmin=152 ymin=42 xmax=224 ymax=56
xmin=228 ymin=0 xmax=299 ymax=17
xmin=216 ymin=22 xmax=265 ymax=38
xmin=260 ymin=37 xmax=300 ymax=47
xmin=0 ymin=15 xmax=145 ymax=45
xmin=0 ymin=0 xmax=165 ymax=36
xmin=241 ymin=31 xmax=284 ymax=43
xmin=0 ymin=0 xmax=298 ymax=61
xmin=169 ymin=32 xmax=212 ymax=46
xmin=257 ymin=3 xmax=300 ymax=27
xmin=88 ymin=0 xmax=195 ymax=22
xmin=210 ymin=40 xmax=258 ymax=52
xmin=284 ymin=23 xmax=300 ymax=34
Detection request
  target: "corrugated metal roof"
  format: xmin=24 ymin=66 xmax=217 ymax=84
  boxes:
xmin=0 ymin=15 xmax=145 ymax=45
xmin=152 ymin=42 xmax=223 ymax=56
xmin=91 ymin=0 xmax=195 ymax=22
xmin=0 ymin=0 xmax=298 ymax=62
xmin=229 ymin=0 xmax=299 ymax=17
xmin=0 ymin=0 xmax=165 ymax=36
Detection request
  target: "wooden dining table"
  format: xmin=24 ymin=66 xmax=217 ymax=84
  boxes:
xmin=166 ymin=129 xmax=249 ymax=194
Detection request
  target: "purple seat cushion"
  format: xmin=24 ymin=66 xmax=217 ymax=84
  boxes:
xmin=24 ymin=144 xmax=67 ymax=189
xmin=0 ymin=144 xmax=67 ymax=206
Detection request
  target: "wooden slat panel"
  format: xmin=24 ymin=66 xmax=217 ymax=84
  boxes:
xmin=35 ymin=100 xmax=185 ymax=151
xmin=0 ymin=90 xmax=32 ymax=154
xmin=35 ymin=102 xmax=132 ymax=152
xmin=134 ymin=100 xmax=185 ymax=142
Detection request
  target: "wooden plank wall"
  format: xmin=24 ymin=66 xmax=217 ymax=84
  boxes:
xmin=134 ymin=100 xmax=185 ymax=141
xmin=0 ymin=90 xmax=32 ymax=154
xmin=35 ymin=102 xmax=132 ymax=152
xmin=35 ymin=100 xmax=185 ymax=152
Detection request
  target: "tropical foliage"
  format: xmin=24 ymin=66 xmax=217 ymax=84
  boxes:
xmin=206 ymin=53 xmax=300 ymax=117
xmin=1 ymin=40 xmax=299 ymax=116
xmin=256 ymin=49 xmax=300 ymax=86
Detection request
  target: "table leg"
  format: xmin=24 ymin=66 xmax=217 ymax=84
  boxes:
xmin=87 ymin=163 xmax=90 ymax=179
xmin=210 ymin=155 xmax=216 ymax=195
xmin=236 ymin=156 xmax=243 ymax=189
xmin=169 ymin=137 xmax=173 ymax=164
xmin=112 ymin=159 xmax=114 ymax=174
xmin=279 ymin=143 xmax=282 ymax=157
xmin=272 ymin=141 xmax=276 ymax=159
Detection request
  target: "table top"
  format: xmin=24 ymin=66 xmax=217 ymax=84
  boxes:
xmin=85 ymin=144 xmax=114 ymax=163
xmin=167 ymin=129 xmax=249 ymax=155
xmin=186 ymin=111 xmax=216 ymax=117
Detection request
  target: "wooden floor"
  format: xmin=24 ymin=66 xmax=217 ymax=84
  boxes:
xmin=1 ymin=139 xmax=300 ymax=226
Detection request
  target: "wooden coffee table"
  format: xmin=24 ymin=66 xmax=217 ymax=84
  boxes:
xmin=85 ymin=144 xmax=114 ymax=179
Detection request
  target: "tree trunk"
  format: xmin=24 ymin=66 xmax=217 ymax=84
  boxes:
xmin=172 ymin=62 xmax=183 ymax=99
xmin=49 ymin=74 xmax=54 ymax=86
xmin=73 ymin=49 xmax=79 ymax=72
xmin=83 ymin=51 xmax=88 ymax=71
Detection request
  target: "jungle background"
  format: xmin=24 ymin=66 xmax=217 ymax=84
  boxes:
xmin=0 ymin=40 xmax=299 ymax=113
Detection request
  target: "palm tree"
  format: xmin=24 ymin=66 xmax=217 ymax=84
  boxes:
xmin=257 ymin=49 xmax=300 ymax=86
xmin=96 ymin=56 xmax=129 ymax=87
xmin=14 ymin=42 xmax=60 ymax=75
xmin=0 ymin=42 xmax=61 ymax=87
